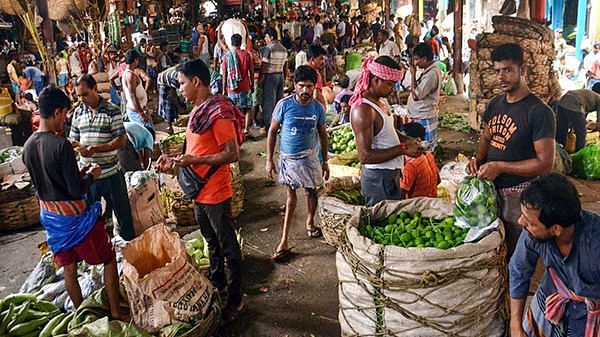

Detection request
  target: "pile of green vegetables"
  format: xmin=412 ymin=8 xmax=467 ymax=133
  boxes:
xmin=438 ymin=113 xmax=474 ymax=133
xmin=160 ymin=133 xmax=185 ymax=145
xmin=330 ymin=127 xmax=357 ymax=154
xmin=0 ymin=292 xmax=70 ymax=337
xmin=454 ymin=176 xmax=498 ymax=227
xmin=0 ymin=148 xmax=21 ymax=164
xmin=359 ymin=212 xmax=468 ymax=249
xmin=184 ymin=230 xmax=242 ymax=269
xmin=328 ymin=189 xmax=365 ymax=205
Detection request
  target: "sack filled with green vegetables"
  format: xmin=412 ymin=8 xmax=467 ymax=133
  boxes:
xmin=454 ymin=176 xmax=500 ymax=241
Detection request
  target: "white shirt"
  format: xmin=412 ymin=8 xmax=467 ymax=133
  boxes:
xmin=337 ymin=21 xmax=346 ymax=37
xmin=221 ymin=19 xmax=247 ymax=50
xmin=407 ymin=62 xmax=441 ymax=119
xmin=378 ymin=40 xmax=400 ymax=58
xmin=295 ymin=50 xmax=308 ymax=69
xmin=360 ymin=99 xmax=403 ymax=170
xmin=314 ymin=23 xmax=324 ymax=39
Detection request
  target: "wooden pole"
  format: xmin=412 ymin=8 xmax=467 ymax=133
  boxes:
xmin=36 ymin=0 xmax=57 ymax=85
xmin=452 ymin=0 xmax=464 ymax=95
xmin=384 ymin=0 xmax=390 ymax=30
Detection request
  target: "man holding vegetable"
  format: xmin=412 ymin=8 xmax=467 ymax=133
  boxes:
xmin=157 ymin=59 xmax=245 ymax=324
xmin=22 ymin=86 xmax=125 ymax=321
xmin=350 ymin=55 xmax=423 ymax=206
xmin=467 ymin=43 xmax=555 ymax=255
xmin=508 ymin=173 xmax=600 ymax=337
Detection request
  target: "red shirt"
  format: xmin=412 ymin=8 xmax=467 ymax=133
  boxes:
xmin=428 ymin=38 xmax=440 ymax=57
xmin=400 ymin=152 xmax=439 ymax=199
xmin=221 ymin=49 xmax=254 ymax=94
xmin=186 ymin=117 xmax=236 ymax=204
xmin=310 ymin=65 xmax=324 ymax=89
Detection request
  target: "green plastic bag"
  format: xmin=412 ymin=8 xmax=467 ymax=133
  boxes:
xmin=454 ymin=176 xmax=498 ymax=227
xmin=571 ymin=144 xmax=600 ymax=180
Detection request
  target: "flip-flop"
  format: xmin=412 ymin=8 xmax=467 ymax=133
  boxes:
xmin=271 ymin=247 xmax=293 ymax=262
xmin=307 ymin=227 xmax=322 ymax=238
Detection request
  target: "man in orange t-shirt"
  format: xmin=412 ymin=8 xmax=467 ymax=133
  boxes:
xmin=157 ymin=59 xmax=245 ymax=325
xmin=400 ymin=122 xmax=439 ymax=199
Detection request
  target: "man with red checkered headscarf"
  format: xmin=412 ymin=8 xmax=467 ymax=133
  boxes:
xmin=350 ymin=56 xmax=424 ymax=206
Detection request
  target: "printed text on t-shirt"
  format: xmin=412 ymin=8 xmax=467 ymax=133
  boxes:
xmin=488 ymin=114 xmax=518 ymax=151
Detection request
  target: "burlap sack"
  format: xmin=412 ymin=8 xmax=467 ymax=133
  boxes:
xmin=337 ymin=198 xmax=506 ymax=336
xmin=123 ymin=225 xmax=215 ymax=332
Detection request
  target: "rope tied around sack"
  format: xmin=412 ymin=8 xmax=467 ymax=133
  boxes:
xmin=337 ymin=212 xmax=507 ymax=337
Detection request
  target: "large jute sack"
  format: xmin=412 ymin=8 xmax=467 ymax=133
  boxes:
xmin=318 ymin=176 xmax=366 ymax=248
xmin=123 ymin=225 xmax=215 ymax=332
xmin=337 ymin=198 xmax=506 ymax=336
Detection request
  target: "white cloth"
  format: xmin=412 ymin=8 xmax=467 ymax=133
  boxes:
xmin=295 ymin=51 xmax=308 ymax=69
xmin=407 ymin=62 xmax=441 ymax=119
xmin=378 ymin=40 xmax=400 ymax=58
xmin=358 ymin=98 xmax=403 ymax=170
xmin=314 ymin=23 xmax=324 ymax=40
xmin=337 ymin=21 xmax=346 ymax=37
xmin=122 ymin=69 xmax=148 ymax=110
xmin=69 ymin=52 xmax=82 ymax=77
xmin=220 ymin=19 xmax=247 ymax=50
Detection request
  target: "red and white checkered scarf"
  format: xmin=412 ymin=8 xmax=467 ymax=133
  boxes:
xmin=349 ymin=57 xmax=405 ymax=108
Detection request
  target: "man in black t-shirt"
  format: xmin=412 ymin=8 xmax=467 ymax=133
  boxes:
xmin=467 ymin=43 xmax=556 ymax=256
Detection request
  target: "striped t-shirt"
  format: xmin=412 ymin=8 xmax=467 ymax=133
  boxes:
xmin=69 ymin=99 xmax=125 ymax=179
xmin=261 ymin=42 xmax=288 ymax=74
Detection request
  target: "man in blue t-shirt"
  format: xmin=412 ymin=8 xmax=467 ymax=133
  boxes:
xmin=24 ymin=64 xmax=45 ymax=95
xmin=266 ymin=65 xmax=329 ymax=262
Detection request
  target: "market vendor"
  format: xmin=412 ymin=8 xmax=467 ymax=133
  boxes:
xmin=117 ymin=122 xmax=154 ymax=172
xmin=509 ymin=173 xmax=600 ymax=337
xmin=157 ymin=59 xmax=244 ymax=324
xmin=350 ymin=56 xmax=423 ymax=206
xmin=467 ymin=43 xmax=555 ymax=256
xmin=157 ymin=65 xmax=185 ymax=134
xmin=70 ymin=74 xmax=135 ymax=241
xmin=22 ymin=86 xmax=125 ymax=321
xmin=121 ymin=49 xmax=153 ymax=137
xmin=6 ymin=58 xmax=20 ymax=95
xmin=554 ymin=85 xmax=600 ymax=152
xmin=23 ymin=63 xmax=45 ymax=96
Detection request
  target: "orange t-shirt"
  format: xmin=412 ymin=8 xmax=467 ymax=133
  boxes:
xmin=400 ymin=152 xmax=439 ymax=199
xmin=186 ymin=118 xmax=236 ymax=205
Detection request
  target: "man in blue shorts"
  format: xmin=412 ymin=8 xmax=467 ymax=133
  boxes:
xmin=266 ymin=65 xmax=329 ymax=261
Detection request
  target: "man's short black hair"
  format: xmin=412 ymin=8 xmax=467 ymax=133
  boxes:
xmin=592 ymin=82 xmax=600 ymax=95
xmin=340 ymin=94 xmax=351 ymax=104
xmin=124 ymin=49 xmax=139 ymax=64
xmin=294 ymin=65 xmax=318 ymax=85
xmin=265 ymin=28 xmax=278 ymax=40
xmin=75 ymin=73 xmax=97 ymax=90
xmin=402 ymin=122 xmax=426 ymax=139
xmin=38 ymin=86 xmax=71 ymax=119
xmin=177 ymin=59 xmax=210 ymax=87
xmin=307 ymin=45 xmax=327 ymax=60
xmin=231 ymin=33 xmax=243 ymax=48
xmin=520 ymin=173 xmax=582 ymax=228
xmin=374 ymin=55 xmax=401 ymax=70
xmin=140 ymin=38 xmax=147 ymax=44
xmin=337 ymin=74 xmax=350 ymax=89
xmin=491 ymin=43 xmax=524 ymax=66
xmin=379 ymin=29 xmax=390 ymax=38
xmin=160 ymin=41 xmax=169 ymax=49
xmin=413 ymin=42 xmax=434 ymax=61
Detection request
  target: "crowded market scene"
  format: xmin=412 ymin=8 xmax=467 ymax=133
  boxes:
xmin=0 ymin=0 xmax=599 ymax=334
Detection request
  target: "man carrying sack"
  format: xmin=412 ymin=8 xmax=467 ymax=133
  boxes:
xmin=350 ymin=55 xmax=423 ymax=206
xmin=509 ymin=173 xmax=600 ymax=337
xmin=157 ymin=59 xmax=245 ymax=324
xmin=23 ymin=86 xmax=125 ymax=321
xmin=467 ymin=43 xmax=555 ymax=256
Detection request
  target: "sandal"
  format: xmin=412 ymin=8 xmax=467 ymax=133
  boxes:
xmin=307 ymin=227 xmax=322 ymax=238
xmin=270 ymin=247 xmax=293 ymax=262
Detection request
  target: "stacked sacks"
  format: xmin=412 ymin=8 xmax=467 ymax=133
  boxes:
xmin=92 ymin=72 xmax=112 ymax=102
xmin=468 ymin=16 xmax=561 ymax=129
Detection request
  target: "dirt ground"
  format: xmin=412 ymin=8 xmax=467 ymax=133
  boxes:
xmin=1 ymin=95 xmax=599 ymax=337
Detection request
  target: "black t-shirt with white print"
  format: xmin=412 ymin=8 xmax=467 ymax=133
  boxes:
xmin=482 ymin=93 xmax=556 ymax=189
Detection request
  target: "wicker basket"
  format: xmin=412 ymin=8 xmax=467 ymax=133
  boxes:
xmin=159 ymin=140 xmax=184 ymax=157
xmin=318 ymin=177 xmax=366 ymax=249
xmin=230 ymin=162 xmax=244 ymax=218
xmin=0 ymin=186 xmax=39 ymax=232
xmin=491 ymin=15 xmax=552 ymax=42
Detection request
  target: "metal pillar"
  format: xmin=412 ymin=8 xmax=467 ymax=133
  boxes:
xmin=575 ymin=0 xmax=587 ymax=61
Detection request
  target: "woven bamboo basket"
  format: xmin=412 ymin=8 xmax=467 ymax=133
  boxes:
xmin=230 ymin=162 xmax=244 ymax=218
xmin=0 ymin=0 xmax=27 ymax=16
xmin=159 ymin=140 xmax=184 ymax=157
xmin=0 ymin=186 xmax=39 ymax=232
xmin=492 ymin=16 xmax=551 ymax=42
xmin=318 ymin=177 xmax=366 ymax=249
xmin=48 ymin=0 xmax=74 ymax=21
